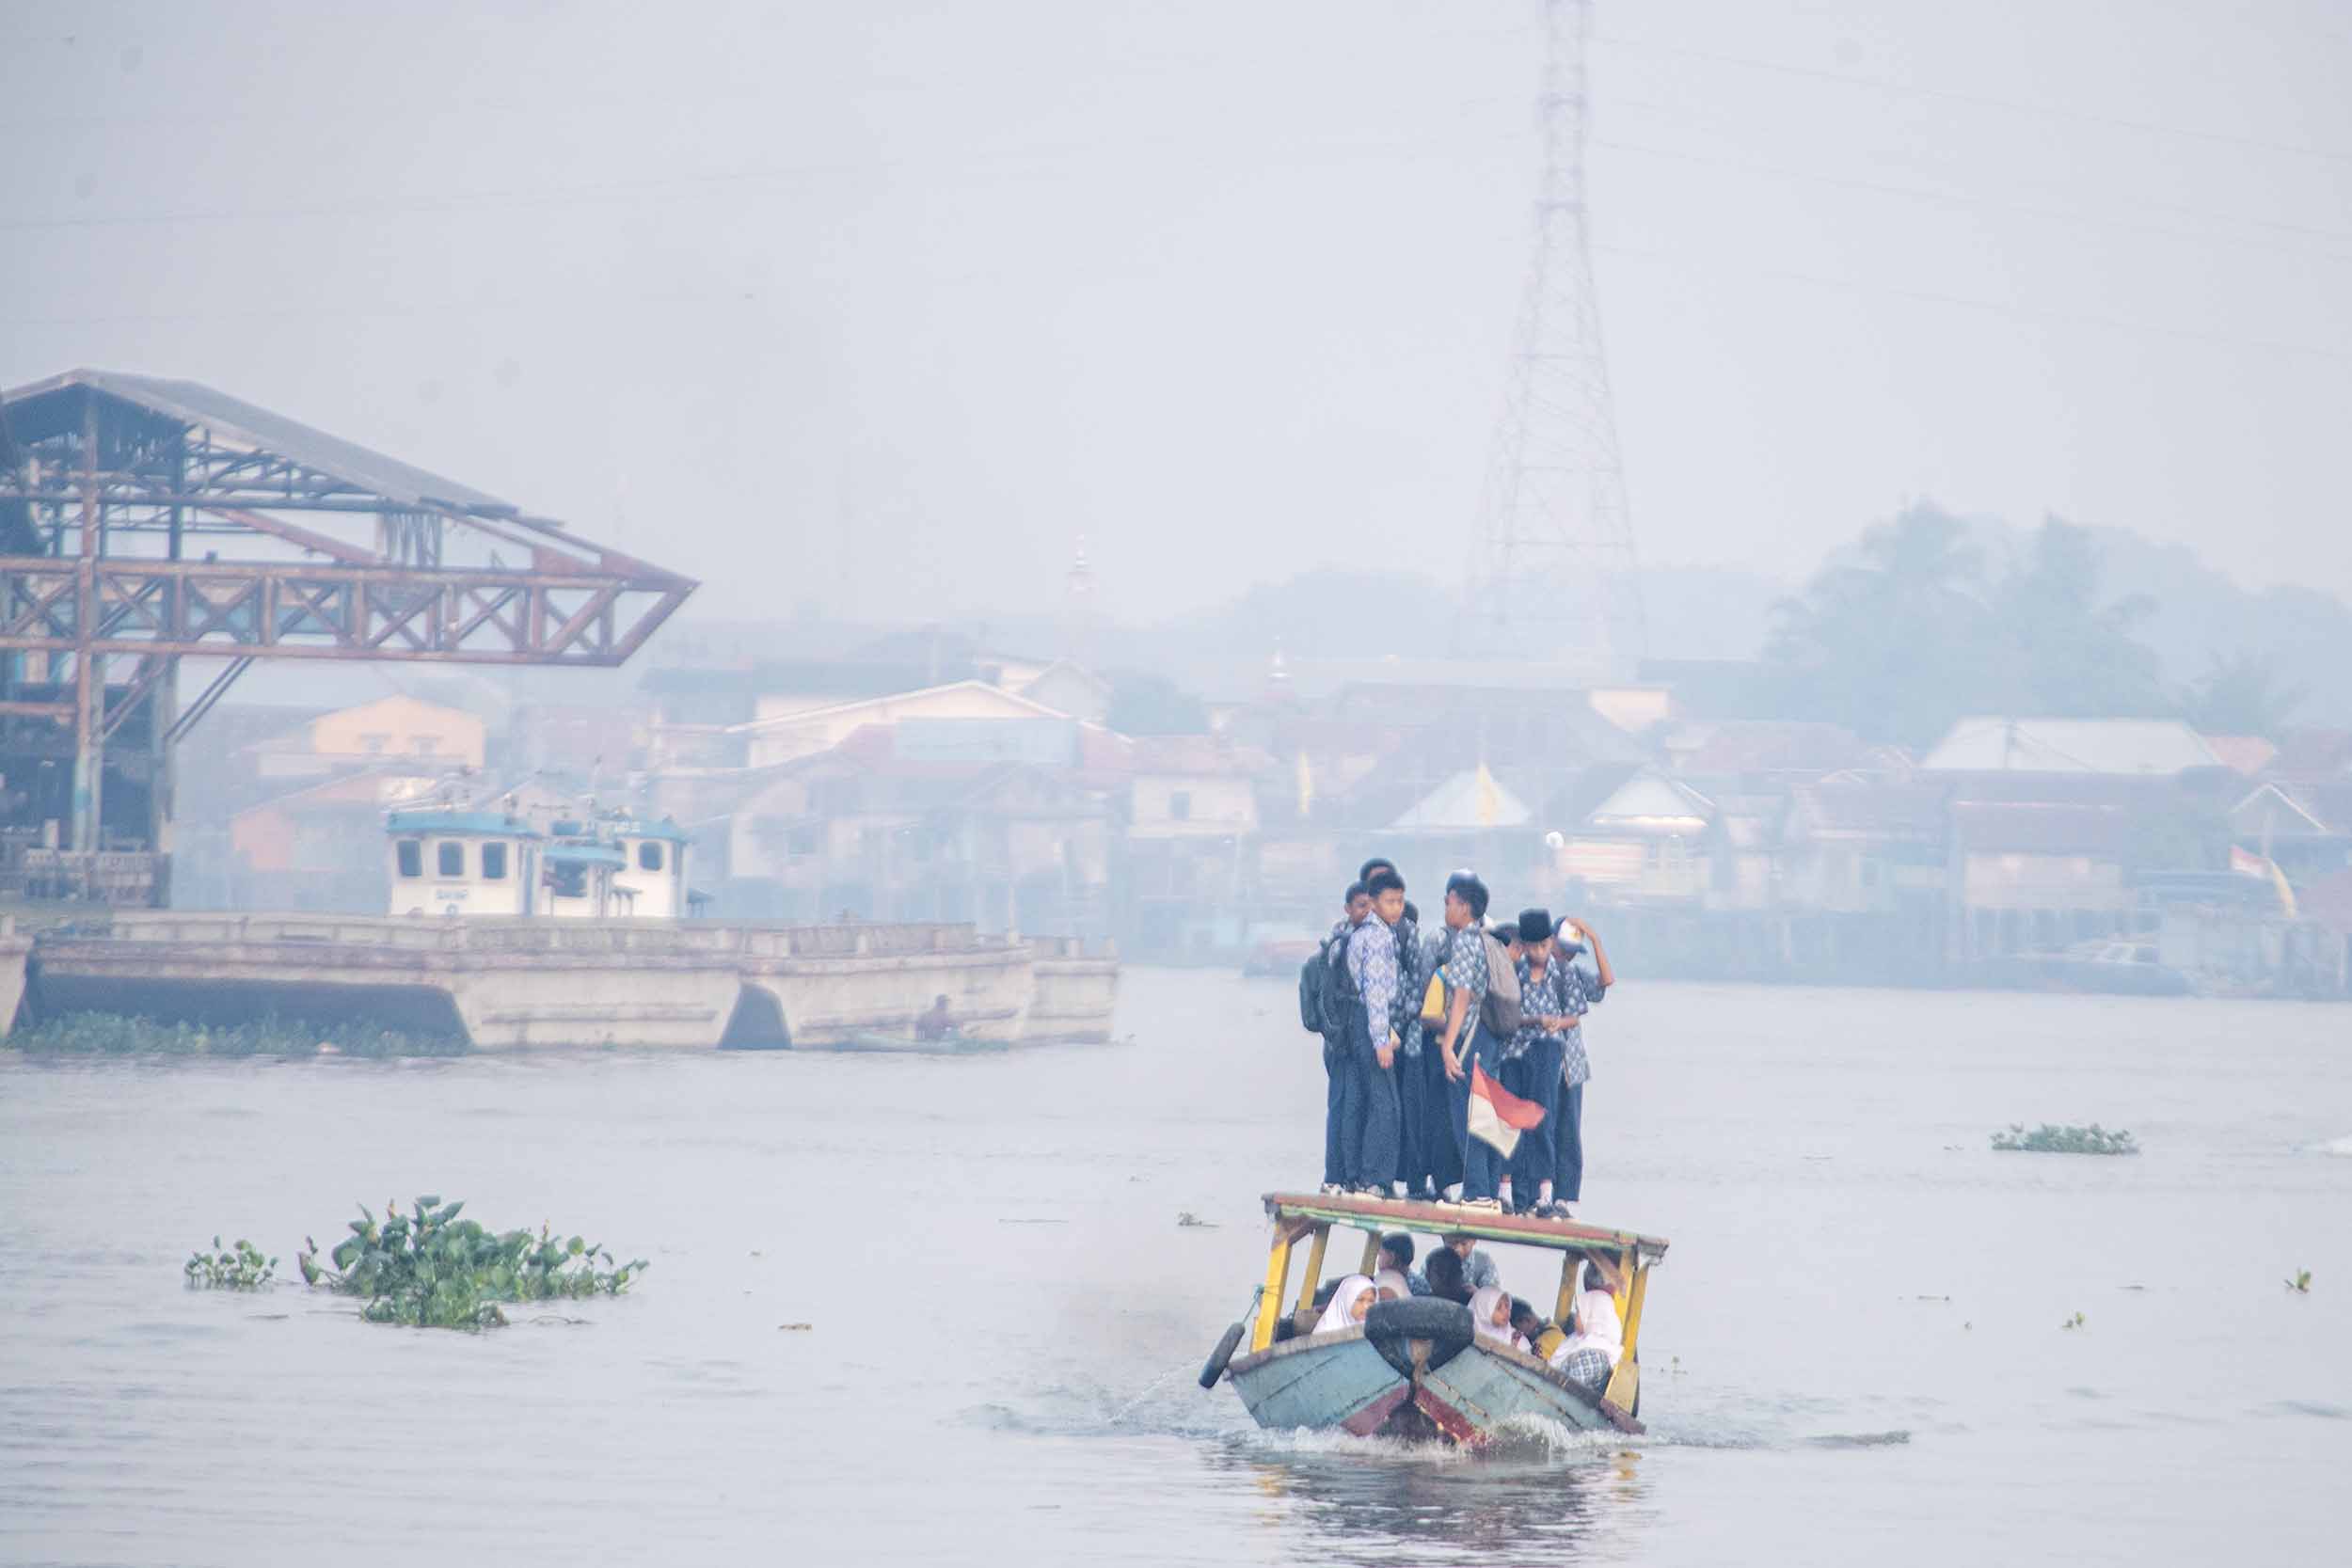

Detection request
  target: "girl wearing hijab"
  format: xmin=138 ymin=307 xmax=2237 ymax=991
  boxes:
xmin=1313 ymin=1275 xmax=1378 ymax=1335
xmin=1469 ymin=1285 xmax=1523 ymax=1352
xmin=1546 ymin=1257 xmax=1624 ymax=1390
xmin=1373 ymin=1268 xmax=1411 ymax=1305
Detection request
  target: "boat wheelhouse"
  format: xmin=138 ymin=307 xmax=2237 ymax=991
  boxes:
xmin=387 ymin=808 xmax=543 ymax=917
xmin=1203 ymin=1192 xmax=1668 ymax=1444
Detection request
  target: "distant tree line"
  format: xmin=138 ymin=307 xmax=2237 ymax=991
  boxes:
xmin=1763 ymin=503 xmax=2306 ymax=748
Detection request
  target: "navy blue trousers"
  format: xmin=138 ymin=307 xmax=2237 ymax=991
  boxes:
xmin=1504 ymin=1036 xmax=1565 ymax=1196
xmin=1445 ymin=1022 xmax=1504 ymax=1199
xmin=1321 ymin=1036 xmax=1346 ymax=1186
xmin=1555 ymin=1082 xmax=1585 ymax=1202
xmin=1336 ymin=1004 xmax=1400 ymax=1190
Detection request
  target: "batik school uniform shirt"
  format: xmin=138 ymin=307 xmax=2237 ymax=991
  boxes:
xmin=1345 ymin=914 xmax=1402 ymax=1037
xmin=1394 ymin=918 xmax=1435 ymax=1058
xmin=1437 ymin=925 xmax=1489 ymax=1047
xmin=1504 ymin=956 xmax=1574 ymax=1064
xmin=1559 ymin=963 xmax=1604 ymax=1086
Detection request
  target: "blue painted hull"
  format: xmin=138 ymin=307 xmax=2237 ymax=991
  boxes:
xmin=1226 ymin=1331 xmax=1636 ymax=1444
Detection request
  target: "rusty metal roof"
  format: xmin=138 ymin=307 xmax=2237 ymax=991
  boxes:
xmin=2 ymin=368 xmax=520 ymax=516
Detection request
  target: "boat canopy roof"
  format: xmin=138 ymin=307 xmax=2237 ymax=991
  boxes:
xmin=1263 ymin=1192 xmax=1668 ymax=1265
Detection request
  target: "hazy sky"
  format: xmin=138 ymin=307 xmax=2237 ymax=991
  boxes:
xmin=5 ymin=0 xmax=2348 ymax=636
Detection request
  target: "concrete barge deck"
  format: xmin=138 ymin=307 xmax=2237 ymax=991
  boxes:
xmin=13 ymin=914 xmax=1119 ymax=1051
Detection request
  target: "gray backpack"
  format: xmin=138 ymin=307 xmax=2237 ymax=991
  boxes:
xmin=1478 ymin=930 xmax=1523 ymax=1037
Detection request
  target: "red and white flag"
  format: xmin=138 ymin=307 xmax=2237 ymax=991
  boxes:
xmin=1467 ymin=1059 xmax=1546 ymax=1158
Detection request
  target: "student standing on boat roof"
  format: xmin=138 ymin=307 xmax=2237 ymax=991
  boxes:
xmin=1434 ymin=870 xmax=1505 ymax=1210
xmin=1338 ymin=870 xmax=1408 ymax=1196
xmin=1549 ymin=916 xmax=1616 ymax=1219
xmin=1314 ymin=882 xmax=1374 ymax=1195
xmin=1502 ymin=909 xmax=1574 ymax=1217
xmin=1358 ymin=857 xmax=1425 ymax=1198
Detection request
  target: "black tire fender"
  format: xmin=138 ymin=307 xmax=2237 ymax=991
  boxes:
xmin=1200 ymin=1320 xmax=1247 ymax=1388
xmin=1363 ymin=1296 xmax=1473 ymax=1378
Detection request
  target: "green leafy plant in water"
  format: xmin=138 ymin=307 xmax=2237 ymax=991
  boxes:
xmin=1990 ymin=1123 xmax=2138 ymax=1156
xmin=296 ymin=1196 xmax=647 ymax=1331
xmin=2061 ymin=1312 xmax=2086 ymax=1330
xmin=12 ymin=1011 xmax=464 ymax=1058
xmin=185 ymin=1236 xmax=276 ymax=1290
xmin=2285 ymin=1269 xmax=2312 ymax=1293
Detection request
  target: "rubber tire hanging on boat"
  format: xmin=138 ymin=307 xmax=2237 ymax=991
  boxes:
xmin=1199 ymin=1321 xmax=1247 ymax=1388
xmin=1362 ymin=1297 xmax=1473 ymax=1379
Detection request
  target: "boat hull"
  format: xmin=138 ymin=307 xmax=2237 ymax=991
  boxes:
xmin=1226 ymin=1329 xmax=1636 ymax=1443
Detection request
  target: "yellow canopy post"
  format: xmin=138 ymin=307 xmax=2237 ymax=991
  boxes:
xmin=1554 ymin=1250 xmax=1581 ymax=1326
xmin=1251 ymin=1217 xmax=1312 ymax=1352
xmin=1359 ymin=1230 xmax=1382 ymax=1275
xmin=1292 ymin=1224 xmax=1331 ymax=1318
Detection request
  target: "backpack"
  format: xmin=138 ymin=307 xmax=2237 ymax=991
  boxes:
xmin=1296 ymin=949 xmax=1327 ymax=1036
xmin=1298 ymin=929 xmax=1359 ymax=1038
xmin=1479 ymin=930 xmax=1523 ymax=1037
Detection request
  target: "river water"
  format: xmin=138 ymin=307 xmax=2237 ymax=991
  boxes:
xmin=2 ymin=971 xmax=2346 ymax=1565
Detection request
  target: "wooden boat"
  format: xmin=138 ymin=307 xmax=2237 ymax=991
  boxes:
xmin=1200 ymin=1192 xmax=1667 ymax=1443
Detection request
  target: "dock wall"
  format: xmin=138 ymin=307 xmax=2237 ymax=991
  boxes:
xmin=19 ymin=915 xmax=1118 ymax=1051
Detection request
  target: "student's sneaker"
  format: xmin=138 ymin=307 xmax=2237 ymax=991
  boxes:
xmin=1391 ymin=1181 xmax=1410 ymax=1200
xmin=1318 ymin=1182 xmax=1345 ymax=1196
xmin=1351 ymin=1184 xmax=1386 ymax=1198
xmin=1437 ymin=1184 xmax=1466 ymax=1207
xmin=1460 ymin=1196 xmax=1504 ymax=1212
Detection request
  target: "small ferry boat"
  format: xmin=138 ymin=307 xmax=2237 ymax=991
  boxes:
xmin=1200 ymin=1192 xmax=1667 ymax=1443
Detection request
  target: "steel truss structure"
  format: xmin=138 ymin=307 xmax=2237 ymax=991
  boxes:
xmin=0 ymin=369 xmax=698 ymax=879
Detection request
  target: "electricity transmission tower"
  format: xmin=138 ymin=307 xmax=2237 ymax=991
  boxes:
xmin=1467 ymin=0 xmax=1645 ymax=676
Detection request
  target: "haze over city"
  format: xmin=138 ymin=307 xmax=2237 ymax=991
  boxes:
xmin=8 ymin=0 xmax=2348 ymax=629
xmin=4 ymin=6 xmax=2349 ymax=1567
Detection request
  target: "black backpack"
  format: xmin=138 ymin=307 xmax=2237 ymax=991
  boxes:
xmin=1300 ymin=927 xmax=1361 ymax=1039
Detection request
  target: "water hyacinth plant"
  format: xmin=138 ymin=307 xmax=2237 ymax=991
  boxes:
xmin=12 ymin=1011 xmax=464 ymax=1058
xmin=296 ymin=1196 xmax=647 ymax=1330
xmin=185 ymin=1236 xmax=276 ymax=1290
xmin=1990 ymin=1123 xmax=2138 ymax=1156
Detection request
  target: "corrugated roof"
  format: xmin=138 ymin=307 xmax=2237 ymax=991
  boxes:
xmin=3 ymin=369 xmax=517 ymax=515
xmin=1921 ymin=718 xmax=2221 ymax=777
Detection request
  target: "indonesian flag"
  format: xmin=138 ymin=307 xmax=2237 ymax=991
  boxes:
xmin=1468 ymin=1060 xmax=1546 ymax=1158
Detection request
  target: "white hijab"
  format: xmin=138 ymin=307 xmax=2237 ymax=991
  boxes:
xmin=1469 ymin=1285 xmax=1516 ymax=1347
xmin=1315 ymin=1275 xmax=1376 ymax=1335
xmin=1373 ymin=1268 xmax=1411 ymax=1304
xmin=1549 ymin=1286 xmax=1624 ymax=1370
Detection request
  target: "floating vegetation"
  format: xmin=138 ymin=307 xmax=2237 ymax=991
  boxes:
xmin=12 ymin=1011 xmax=465 ymax=1058
xmin=297 ymin=1196 xmax=646 ymax=1331
xmin=2285 ymin=1270 xmax=2312 ymax=1294
xmin=1176 ymin=1212 xmax=1216 ymax=1228
xmin=2061 ymin=1312 xmax=2087 ymax=1330
xmin=1991 ymin=1123 xmax=2138 ymax=1156
xmin=185 ymin=1236 xmax=275 ymax=1290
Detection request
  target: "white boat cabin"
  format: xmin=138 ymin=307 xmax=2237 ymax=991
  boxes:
xmin=387 ymin=809 xmax=544 ymax=917
xmin=388 ymin=806 xmax=694 ymax=920
xmin=611 ymin=820 xmax=692 ymax=919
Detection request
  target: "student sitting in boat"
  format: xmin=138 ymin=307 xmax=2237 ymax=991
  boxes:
xmin=1509 ymin=1297 xmax=1546 ymax=1348
xmin=1446 ymin=1231 xmax=1502 ymax=1292
xmin=1469 ymin=1285 xmax=1527 ymax=1353
xmin=1314 ymin=1275 xmax=1379 ymax=1334
xmin=1377 ymin=1232 xmax=1415 ymax=1281
xmin=1547 ymin=1258 xmax=1625 ymax=1390
xmin=1374 ymin=1267 xmax=1411 ymax=1306
xmin=1417 ymin=1246 xmax=1472 ymax=1304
